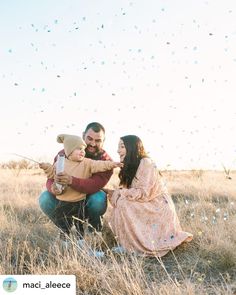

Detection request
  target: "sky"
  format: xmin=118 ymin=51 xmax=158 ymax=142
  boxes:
xmin=0 ymin=0 xmax=236 ymax=170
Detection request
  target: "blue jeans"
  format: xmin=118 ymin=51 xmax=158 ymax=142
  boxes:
xmin=38 ymin=190 xmax=107 ymax=235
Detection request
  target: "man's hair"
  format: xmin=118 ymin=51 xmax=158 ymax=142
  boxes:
xmin=84 ymin=122 xmax=105 ymax=134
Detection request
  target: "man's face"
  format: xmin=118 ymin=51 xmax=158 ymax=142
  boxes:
xmin=83 ymin=128 xmax=105 ymax=155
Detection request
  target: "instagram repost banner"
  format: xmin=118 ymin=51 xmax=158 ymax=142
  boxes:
xmin=0 ymin=275 xmax=76 ymax=294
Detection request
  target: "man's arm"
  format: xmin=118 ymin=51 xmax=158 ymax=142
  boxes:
xmin=46 ymin=178 xmax=54 ymax=193
xmin=71 ymin=170 xmax=113 ymax=194
xmin=54 ymin=149 xmax=113 ymax=194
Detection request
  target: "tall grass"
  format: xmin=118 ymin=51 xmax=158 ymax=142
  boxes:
xmin=0 ymin=168 xmax=236 ymax=294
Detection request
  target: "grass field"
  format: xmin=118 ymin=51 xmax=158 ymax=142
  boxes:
xmin=0 ymin=168 xmax=235 ymax=294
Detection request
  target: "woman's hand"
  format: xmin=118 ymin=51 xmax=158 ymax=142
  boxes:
xmin=103 ymin=188 xmax=115 ymax=199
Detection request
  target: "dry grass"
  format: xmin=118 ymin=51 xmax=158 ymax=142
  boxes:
xmin=0 ymin=168 xmax=236 ymax=294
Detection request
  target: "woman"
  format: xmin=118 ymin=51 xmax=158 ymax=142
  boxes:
xmin=107 ymin=135 xmax=193 ymax=257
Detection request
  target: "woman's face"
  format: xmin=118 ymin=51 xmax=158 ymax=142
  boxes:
xmin=117 ymin=139 xmax=126 ymax=162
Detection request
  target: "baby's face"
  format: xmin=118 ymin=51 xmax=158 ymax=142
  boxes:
xmin=69 ymin=147 xmax=86 ymax=162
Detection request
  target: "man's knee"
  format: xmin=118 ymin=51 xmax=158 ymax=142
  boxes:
xmin=86 ymin=191 xmax=107 ymax=215
xmin=38 ymin=191 xmax=58 ymax=216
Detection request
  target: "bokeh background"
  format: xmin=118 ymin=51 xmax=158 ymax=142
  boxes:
xmin=1 ymin=0 xmax=236 ymax=169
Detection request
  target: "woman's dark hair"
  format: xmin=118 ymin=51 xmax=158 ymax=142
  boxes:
xmin=119 ymin=135 xmax=148 ymax=188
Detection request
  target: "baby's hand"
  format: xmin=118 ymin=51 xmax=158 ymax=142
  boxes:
xmin=39 ymin=162 xmax=54 ymax=179
xmin=39 ymin=162 xmax=52 ymax=170
xmin=113 ymin=162 xmax=124 ymax=168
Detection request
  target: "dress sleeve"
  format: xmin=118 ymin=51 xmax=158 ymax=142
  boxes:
xmin=118 ymin=158 xmax=159 ymax=202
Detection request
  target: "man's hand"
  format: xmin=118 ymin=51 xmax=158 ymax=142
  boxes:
xmin=54 ymin=172 xmax=73 ymax=186
xmin=51 ymin=183 xmax=63 ymax=195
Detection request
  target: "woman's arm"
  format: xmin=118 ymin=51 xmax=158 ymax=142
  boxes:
xmin=114 ymin=158 xmax=161 ymax=202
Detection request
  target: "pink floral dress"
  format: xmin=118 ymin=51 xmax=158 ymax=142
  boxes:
xmin=109 ymin=158 xmax=193 ymax=256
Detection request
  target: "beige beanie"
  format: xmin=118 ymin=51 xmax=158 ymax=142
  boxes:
xmin=57 ymin=134 xmax=87 ymax=157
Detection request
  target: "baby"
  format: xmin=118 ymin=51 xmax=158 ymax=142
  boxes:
xmin=40 ymin=134 xmax=122 ymax=202
xmin=39 ymin=134 xmax=122 ymax=246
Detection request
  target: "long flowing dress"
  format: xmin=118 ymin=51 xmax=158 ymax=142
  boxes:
xmin=109 ymin=157 xmax=193 ymax=256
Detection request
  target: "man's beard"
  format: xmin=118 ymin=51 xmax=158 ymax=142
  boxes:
xmin=85 ymin=145 xmax=101 ymax=160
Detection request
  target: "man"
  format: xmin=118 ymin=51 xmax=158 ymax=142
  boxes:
xmin=39 ymin=122 xmax=113 ymax=239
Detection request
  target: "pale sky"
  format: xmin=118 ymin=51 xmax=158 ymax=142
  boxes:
xmin=0 ymin=0 xmax=236 ymax=170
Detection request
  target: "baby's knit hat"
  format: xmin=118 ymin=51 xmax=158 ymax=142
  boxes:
xmin=57 ymin=134 xmax=87 ymax=157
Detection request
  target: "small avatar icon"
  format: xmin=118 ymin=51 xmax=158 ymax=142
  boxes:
xmin=2 ymin=277 xmax=17 ymax=292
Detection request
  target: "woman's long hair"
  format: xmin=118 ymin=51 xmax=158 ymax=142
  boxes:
xmin=119 ymin=135 xmax=148 ymax=188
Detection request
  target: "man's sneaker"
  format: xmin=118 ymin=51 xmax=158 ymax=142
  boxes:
xmin=59 ymin=239 xmax=71 ymax=251
xmin=111 ymin=245 xmax=127 ymax=254
xmin=88 ymin=249 xmax=105 ymax=258
xmin=77 ymin=239 xmax=85 ymax=249
xmin=76 ymin=238 xmax=104 ymax=258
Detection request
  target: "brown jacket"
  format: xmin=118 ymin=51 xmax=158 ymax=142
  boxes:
xmin=45 ymin=158 xmax=115 ymax=202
